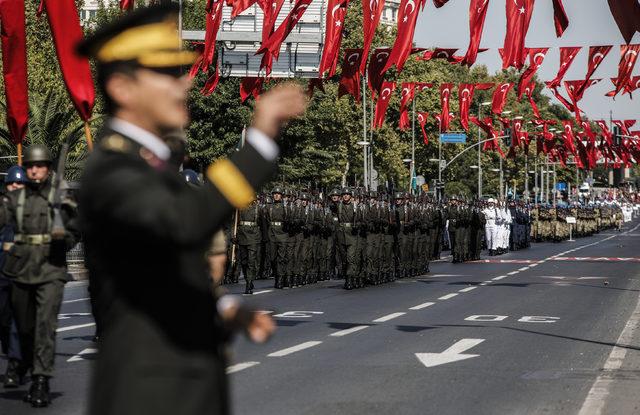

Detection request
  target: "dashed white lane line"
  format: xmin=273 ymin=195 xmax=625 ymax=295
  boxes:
xmin=529 ymin=263 xmax=538 ymax=267
xmin=57 ymin=323 xmax=95 ymax=332
xmin=329 ymin=325 xmax=370 ymax=337
xmin=459 ymin=287 xmax=477 ymax=293
xmin=227 ymin=361 xmax=260 ymax=374
xmin=63 ymin=297 xmax=90 ymax=304
xmin=409 ymin=302 xmax=436 ymax=310
xmin=67 ymin=348 xmax=98 ymax=362
xmin=268 ymin=341 xmax=323 ymax=357
xmin=438 ymin=293 xmax=459 ymax=300
xmin=479 ymin=282 xmax=489 ymax=286
xmin=252 ymin=290 xmax=274 ymax=295
xmin=518 ymin=267 xmax=529 ymax=271
xmin=492 ymin=276 xmax=508 ymax=281
xmin=507 ymin=271 xmax=519 ymax=275
xmin=373 ymin=312 xmax=406 ymax=323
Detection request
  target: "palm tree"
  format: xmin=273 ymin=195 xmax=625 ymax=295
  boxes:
xmin=0 ymin=90 xmax=98 ymax=179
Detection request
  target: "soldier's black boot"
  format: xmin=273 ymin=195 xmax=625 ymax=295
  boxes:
xmin=30 ymin=375 xmax=51 ymax=408
xmin=344 ymin=277 xmax=353 ymax=290
xmin=244 ymin=281 xmax=253 ymax=295
xmin=4 ymin=359 xmax=22 ymax=388
xmin=274 ymin=276 xmax=283 ymax=289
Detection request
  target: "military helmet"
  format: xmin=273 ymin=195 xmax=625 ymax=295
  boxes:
xmin=394 ymin=192 xmax=404 ymax=200
xmin=271 ymin=186 xmax=283 ymax=194
xmin=369 ymin=190 xmax=378 ymax=198
xmin=341 ymin=187 xmax=352 ymax=195
xmin=4 ymin=165 xmax=27 ymax=184
xmin=180 ymin=169 xmax=200 ymax=185
xmin=299 ymin=192 xmax=310 ymax=200
xmin=23 ymin=144 xmax=52 ymax=165
xmin=329 ymin=188 xmax=340 ymax=197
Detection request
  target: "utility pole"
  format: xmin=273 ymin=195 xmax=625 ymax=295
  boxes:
xmin=411 ymin=97 xmax=416 ymax=194
xmin=362 ymin=74 xmax=368 ymax=190
xmin=499 ymin=157 xmax=504 ymax=199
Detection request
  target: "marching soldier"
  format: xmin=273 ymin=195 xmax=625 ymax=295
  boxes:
xmin=335 ymin=188 xmax=359 ymax=289
xmin=237 ymin=200 xmax=263 ymax=294
xmin=266 ymin=187 xmax=290 ymax=289
xmin=77 ymin=4 xmax=305 ymax=414
xmin=2 ymin=145 xmax=80 ymax=407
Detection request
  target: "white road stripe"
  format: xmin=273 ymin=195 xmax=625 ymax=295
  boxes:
xmin=479 ymin=282 xmax=489 ymax=286
xmin=438 ymin=293 xmax=459 ymax=300
xmin=252 ymin=290 xmax=273 ymax=295
xmin=329 ymin=325 xmax=369 ymax=337
xmin=529 ymin=263 xmax=538 ymax=268
xmin=507 ymin=271 xmax=519 ymax=275
xmin=578 ymin=284 xmax=640 ymax=415
xmin=409 ymin=302 xmax=435 ymax=310
xmin=57 ymin=323 xmax=95 ymax=333
xmin=226 ymin=361 xmax=260 ymax=374
xmin=518 ymin=267 xmax=529 ymax=271
xmin=492 ymin=276 xmax=507 ymax=281
xmin=67 ymin=348 xmax=98 ymax=362
xmin=459 ymin=287 xmax=477 ymax=293
xmin=373 ymin=312 xmax=406 ymax=322
xmin=63 ymin=297 xmax=90 ymax=304
xmin=268 ymin=341 xmax=322 ymax=357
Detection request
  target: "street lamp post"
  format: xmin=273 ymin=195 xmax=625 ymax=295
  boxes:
xmin=361 ymin=74 xmax=368 ymax=190
xmin=477 ymin=102 xmax=491 ymax=198
xmin=411 ymin=98 xmax=416 ymax=194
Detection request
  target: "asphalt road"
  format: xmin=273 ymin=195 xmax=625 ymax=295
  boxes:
xmin=1 ymin=220 xmax=640 ymax=414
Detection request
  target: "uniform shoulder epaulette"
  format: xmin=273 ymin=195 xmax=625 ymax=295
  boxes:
xmin=100 ymin=134 xmax=133 ymax=154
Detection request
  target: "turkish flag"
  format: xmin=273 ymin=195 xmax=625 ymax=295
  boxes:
xmin=367 ymin=48 xmax=391 ymax=95
xmin=576 ymin=45 xmax=612 ymax=97
xmin=399 ymin=82 xmax=415 ymax=130
xmin=521 ymin=83 xmax=541 ymax=119
xmin=439 ymin=83 xmax=454 ymax=132
xmin=613 ymin=119 xmax=637 ymax=136
xmin=609 ymin=44 xmax=640 ymax=97
xmin=417 ymin=112 xmax=429 ymax=144
xmin=201 ymin=56 xmax=220 ymax=96
xmin=502 ymin=0 xmax=535 ymax=70
xmin=258 ymin=0 xmax=285 ymax=45
xmin=257 ymin=0 xmax=313 ymax=75
xmin=0 ymin=0 xmax=29 ymax=144
xmin=607 ymin=0 xmax=640 ymax=44
xmin=415 ymin=82 xmax=434 ymax=93
xmin=461 ymin=0 xmax=490 ymax=67
xmin=240 ymin=77 xmax=264 ymax=102
xmin=471 ymin=116 xmax=505 ymax=158
xmin=382 ymin=0 xmax=426 ymax=73
xmin=420 ymin=48 xmax=459 ymax=62
xmin=43 ymin=0 xmax=95 ymax=122
xmin=433 ymin=0 xmax=450 ymax=6
xmin=307 ymin=78 xmax=325 ymax=98
xmin=338 ymin=49 xmax=364 ymax=102
xmin=458 ymin=83 xmax=476 ymax=131
xmin=361 ymin=0 xmax=385 ymax=74
xmin=491 ymin=82 xmax=513 ymax=115
xmin=547 ymin=46 xmax=581 ymax=89
xmin=191 ymin=0 xmax=224 ymax=77
xmin=609 ymin=75 xmax=640 ymax=97
xmin=120 ymin=0 xmax=134 ymax=10
xmin=319 ymin=0 xmax=349 ymax=77
xmin=561 ymin=120 xmax=577 ymax=155
xmin=227 ymin=0 xmax=258 ymax=17
xmin=551 ymin=0 xmax=569 ymax=37
xmin=564 ymin=79 xmax=600 ymax=121
xmin=595 ymin=120 xmax=614 ymax=145
xmin=372 ymin=81 xmax=396 ymax=129
xmin=517 ymin=48 xmax=549 ymax=100
xmin=475 ymin=82 xmax=494 ymax=91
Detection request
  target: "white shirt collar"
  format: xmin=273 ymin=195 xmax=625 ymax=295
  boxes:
xmin=109 ymin=118 xmax=171 ymax=161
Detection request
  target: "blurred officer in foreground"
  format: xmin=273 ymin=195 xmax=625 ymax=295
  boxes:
xmin=76 ymin=4 xmax=307 ymax=415
xmin=1 ymin=166 xmax=27 ymax=388
xmin=2 ymin=146 xmax=80 ymax=407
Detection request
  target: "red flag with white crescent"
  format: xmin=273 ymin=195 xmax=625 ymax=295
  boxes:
xmin=547 ymin=46 xmax=581 ymax=89
xmin=240 ymin=77 xmax=264 ymax=102
xmin=417 ymin=112 xmax=429 ymax=144
xmin=609 ymin=44 xmax=640 ymax=97
xmin=415 ymin=82 xmax=434 ymax=93
xmin=257 ymin=0 xmax=313 ymax=75
xmin=596 ymin=120 xmax=614 ymax=146
xmin=192 ymin=0 xmax=224 ymax=77
xmin=258 ymin=0 xmax=285 ymax=46
xmin=338 ymin=49 xmax=364 ymax=102
xmin=561 ymin=120 xmax=577 ymax=155
xmin=307 ymin=78 xmax=325 ymax=98
xmin=367 ymin=48 xmax=391 ymax=96
xmin=201 ymin=55 xmax=220 ymax=96
xmin=502 ymin=0 xmax=535 ymax=70
xmin=576 ymin=45 xmax=612 ymax=97
xmin=382 ymin=0 xmax=426 ymax=73
xmin=607 ymin=0 xmax=640 ymax=44
xmin=471 ymin=116 xmax=505 ymax=158
xmin=462 ymin=0 xmax=490 ymax=67
xmin=491 ymin=82 xmax=513 ymax=115
xmin=0 ymin=0 xmax=29 ymax=144
xmin=439 ymin=83 xmax=453 ymax=132
xmin=551 ymin=0 xmax=569 ymax=37
xmin=43 ymin=0 xmax=95 ymax=121
xmin=227 ymin=0 xmax=258 ymax=17
xmin=319 ymin=0 xmax=349 ymax=78
xmin=613 ymin=119 xmax=637 ymax=136
xmin=361 ymin=0 xmax=385 ymax=74
xmin=399 ymin=82 xmax=415 ymax=131
xmin=420 ymin=48 xmax=459 ymax=63
xmin=517 ymin=48 xmax=548 ymax=100
xmin=522 ymin=83 xmax=541 ymax=119
xmin=373 ymin=81 xmax=396 ymax=129
xmin=458 ymin=83 xmax=476 ymax=131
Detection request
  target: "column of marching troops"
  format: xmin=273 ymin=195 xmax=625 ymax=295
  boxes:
xmin=223 ymin=187 xmax=627 ymax=294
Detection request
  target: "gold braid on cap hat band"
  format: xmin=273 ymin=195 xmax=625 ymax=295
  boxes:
xmin=96 ymin=19 xmax=198 ymax=66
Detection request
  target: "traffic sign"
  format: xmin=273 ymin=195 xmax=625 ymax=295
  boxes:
xmin=440 ymin=133 xmax=467 ymax=144
xmin=556 ymin=182 xmax=567 ymax=191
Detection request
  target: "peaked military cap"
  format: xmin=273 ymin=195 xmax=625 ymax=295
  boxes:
xmin=76 ymin=3 xmax=198 ymax=74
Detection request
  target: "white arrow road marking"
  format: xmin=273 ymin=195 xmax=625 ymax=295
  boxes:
xmin=330 ymin=325 xmax=369 ymax=337
xmin=268 ymin=341 xmax=322 ymax=357
xmin=67 ymin=348 xmax=98 ymax=362
xmin=410 ymin=302 xmax=435 ymax=310
xmin=226 ymin=361 xmax=260 ymax=374
xmin=57 ymin=323 xmax=95 ymax=333
xmin=373 ymin=312 xmax=406 ymax=322
xmin=416 ymin=339 xmax=485 ymax=368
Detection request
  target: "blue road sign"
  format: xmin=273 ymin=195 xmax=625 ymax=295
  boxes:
xmin=439 ymin=133 xmax=467 ymax=144
xmin=556 ymin=182 xmax=567 ymax=191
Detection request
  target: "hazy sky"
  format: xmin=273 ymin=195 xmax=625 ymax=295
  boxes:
xmin=413 ymin=0 xmax=639 ymax=122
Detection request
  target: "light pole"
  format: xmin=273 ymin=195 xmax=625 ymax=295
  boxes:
xmin=403 ymin=158 xmax=413 ymax=192
xmin=478 ymin=101 xmax=492 ymax=199
xmin=411 ymin=98 xmax=416 ymax=194
xmin=357 ymin=141 xmax=370 ymax=190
